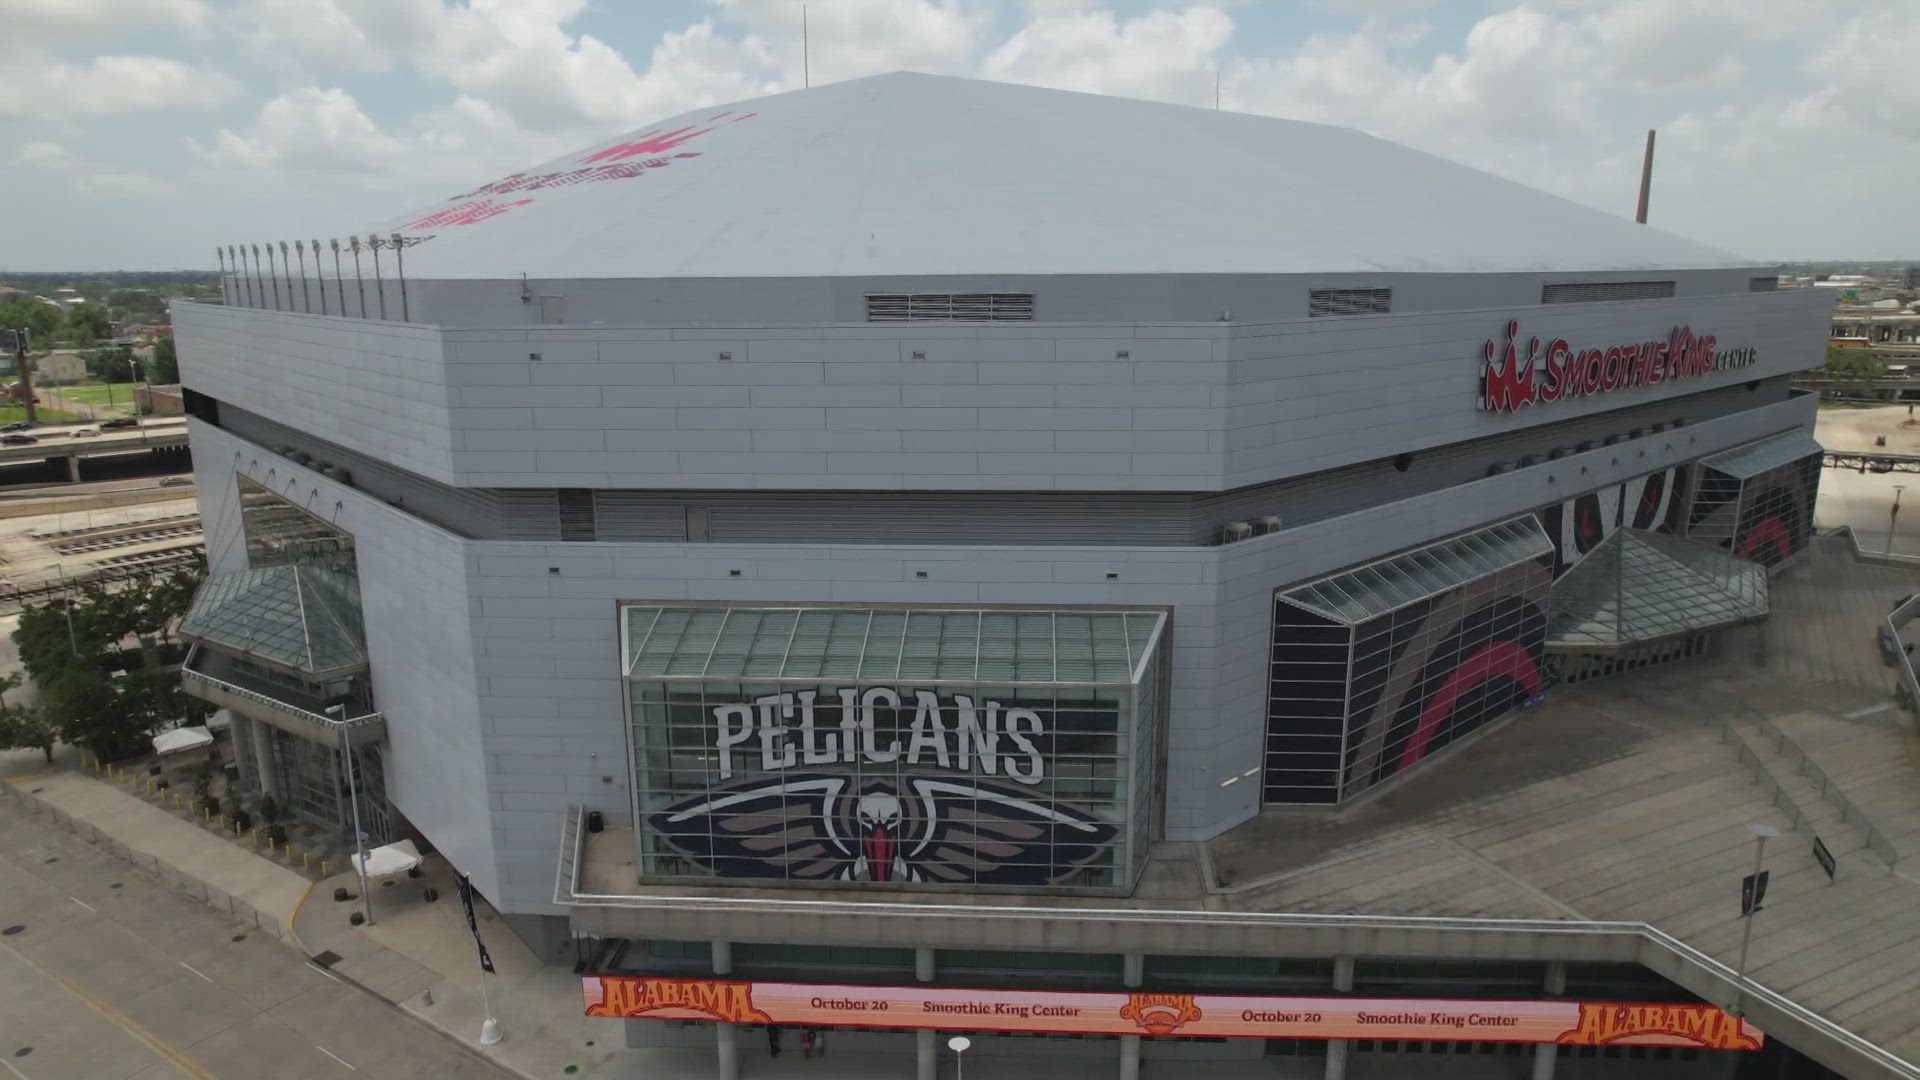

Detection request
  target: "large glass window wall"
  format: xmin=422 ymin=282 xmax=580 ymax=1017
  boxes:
xmin=622 ymin=606 xmax=1167 ymax=894
xmin=1265 ymin=518 xmax=1553 ymax=805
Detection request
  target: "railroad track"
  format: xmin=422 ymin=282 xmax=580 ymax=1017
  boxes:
xmin=0 ymin=545 xmax=205 ymax=612
xmin=31 ymin=511 xmax=202 ymax=542
xmin=50 ymin=521 xmax=204 ymax=555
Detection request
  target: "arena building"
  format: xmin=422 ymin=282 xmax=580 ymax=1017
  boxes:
xmin=171 ymin=74 xmax=1892 ymax=1079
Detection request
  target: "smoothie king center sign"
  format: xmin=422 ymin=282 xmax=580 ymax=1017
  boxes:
xmin=1480 ymin=319 xmax=1759 ymax=414
xmin=582 ymin=975 xmax=1765 ymax=1051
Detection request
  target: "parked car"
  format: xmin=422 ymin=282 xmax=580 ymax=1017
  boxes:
xmin=158 ymin=476 xmax=193 ymax=487
xmin=1 ymin=434 xmax=37 ymax=445
xmin=100 ymin=417 xmax=139 ymax=430
xmin=70 ymin=427 xmax=97 ymax=438
xmin=0 ymin=421 xmax=30 ymax=432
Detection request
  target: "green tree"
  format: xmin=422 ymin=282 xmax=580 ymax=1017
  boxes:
xmin=147 ymin=334 xmax=179 ymax=384
xmin=0 ymin=701 xmax=60 ymax=763
xmin=0 ymin=297 xmax=62 ymax=343
xmin=81 ymin=344 xmax=137 ymax=382
xmin=40 ymin=666 xmax=139 ymax=761
xmin=1826 ymin=343 xmax=1886 ymax=379
xmin=65 ymin=302 xmax=112 ymax=345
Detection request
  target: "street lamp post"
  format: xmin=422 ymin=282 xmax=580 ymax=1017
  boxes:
xmin=328 ymin=703 xmax=374 ymax=927
xmin=1731 ymin=823 xmax=1779 ymax=1018
xmin=947 ymin=1035 xmax=971 ymax=1080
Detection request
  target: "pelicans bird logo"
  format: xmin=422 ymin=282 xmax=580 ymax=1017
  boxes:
xmin=649 ymin=773 xmax=1118 ymax=887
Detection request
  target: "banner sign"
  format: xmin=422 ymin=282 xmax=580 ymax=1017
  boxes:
xmin=1812 ymin=836 xmax=1837 ymax=882
xmin=582 ymin=975 xmax=1763 ymax=1050
xmin=1480 ymin=319 xmax=1759 ymax=413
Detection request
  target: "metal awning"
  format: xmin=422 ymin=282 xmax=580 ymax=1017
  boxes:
xmin=1547 ymin=529 xmax=1768 ymax=653
xmin=1277 ymin=515 xmax=1552 ymax=625
xmin=622 ymin=606 xmax=1166 ymax=686
xmin=1700 ymin=430 xmax=1824 ymax=479
xmin=178 ymin=565 xmax=367 ymax=679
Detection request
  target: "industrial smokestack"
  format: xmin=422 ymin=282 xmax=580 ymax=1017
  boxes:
xmin=1635 ymin=129 xmax=1656 ymax=224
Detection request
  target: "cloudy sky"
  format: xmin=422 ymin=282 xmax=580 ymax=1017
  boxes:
xmin=4 ymin=0 xmax=1916 ymax=270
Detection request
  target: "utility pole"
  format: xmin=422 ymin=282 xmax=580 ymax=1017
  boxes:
xmin=9 ymin=326 xmax=38 ymax=425
xmin=1635 ymin=129 xmax=1656 ymax=224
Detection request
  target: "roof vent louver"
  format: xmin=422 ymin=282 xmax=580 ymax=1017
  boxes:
xmin=1309 ymin=288 xmax=1391 ymax=317
xmin=866 ymin=293 xmax=1034 ymax=322
xmin=1221 ymin=521 xmax=1255 ymax=543
xmin=1487 ymin=462 xmax=1515 ymax=476
xmin=1256 ymin=515 xmax=1284 ymax=534
xmin=1541 ymin=281 xmax=1677 ymax=304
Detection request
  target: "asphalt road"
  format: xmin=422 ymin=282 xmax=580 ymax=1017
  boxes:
xmin=0 ymin=800 xmax=514 ymax=1080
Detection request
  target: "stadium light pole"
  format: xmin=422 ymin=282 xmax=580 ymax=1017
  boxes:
xmin=330 ymin=703 xmax=374 ymax=927
xmin=1731 ymin=823 xmax=1779 ymax=1018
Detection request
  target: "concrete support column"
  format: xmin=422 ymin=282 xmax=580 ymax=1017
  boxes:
xmin=65 ymin=454 xmax=80 ymax=483
xmin=917 ymin=946 xmax=937 ymax=1080
xmin=1532 ymin=961 xmax=1567 ymax=1080
xmin=1120 ymin=951 xmax=1144 ymax=1080
xmin=249 ymin=717 xmax=278 ymax=799
xmin=712 ymin=942 xmax=737 ymax=1080
xmin=716 ymin=1024 xmax=737 ymax=1080
xmin=1325 ymin=957 xmax=1356 ymax=1080
xmin=918 ymin=1031 xmax=936 ymax=1080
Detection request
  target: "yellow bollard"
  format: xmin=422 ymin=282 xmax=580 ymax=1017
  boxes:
xmin=302 ymin=851 xmax=312 ymax=871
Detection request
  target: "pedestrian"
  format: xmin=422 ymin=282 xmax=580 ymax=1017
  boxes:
xmin=800 ymin=1027 xmax=815 ymax=1058
xmin=767 ymin=1025 xmax=782 ymax=1057
xmin=814 ymin=1026 xmax=828 ymax=1057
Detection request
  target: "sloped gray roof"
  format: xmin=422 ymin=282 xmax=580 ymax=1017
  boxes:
xmin=379 ymin=72 xmax=1746 ymax=281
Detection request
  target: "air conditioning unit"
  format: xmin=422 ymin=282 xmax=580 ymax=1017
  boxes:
xmin=290 ymin=451 xmax=312 ymax=466
xmin=1517 ymin=454 xmax=1540 ymax=468
xmin=1221 ymin=521 xmax=1255 ymax=543
xmin=1575 ymin=441 xmax=1595 ymax=453
xmin=1487 ymin=462 xmax=1515 ymax=476
xmin=1256 ymin=514 xmax=1284 ymax=534
xmin=1547 ymin=448 xmax=1566 ymax=460
xmin=1603 ymin=434 xmax=1623 ymax=446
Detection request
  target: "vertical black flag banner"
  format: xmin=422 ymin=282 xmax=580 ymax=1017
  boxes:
xmin=456 ymin=874 xmax=496 ymax=974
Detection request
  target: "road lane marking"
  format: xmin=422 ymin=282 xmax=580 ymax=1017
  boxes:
xmin=316 ymin=1045 xmax=357 ymax=1071
xmin=178 ymin=961 xmax=212 ymax=983
xmin=1844 ymin=702 xmax=1895 ymax=718
xmin=68 ymin=897 xmax=95 ymax=913
xmin=1 ymin=1056 xmax=30 ymax=1079
xmin=0 ymin=935 xmax=216 ymax=1080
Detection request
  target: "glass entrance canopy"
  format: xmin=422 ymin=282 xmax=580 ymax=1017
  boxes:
xmin=620 ymin=605 xmax=1168 ymax=895
xmin=1546 ymin=529 xmax=1768 ymax=653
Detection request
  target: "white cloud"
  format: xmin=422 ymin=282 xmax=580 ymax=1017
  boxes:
xmin=194 ymin=86 xmax=408 ymax=174
xmin=0 ymin=53 xmax=233 ymax=117
xmin=17 ymin=140 xmax=176 ymax=196
xmin=981 ymin=5 xmax=1232 ymax=106
xmin=0 ymin=0 xmax=207 ymax=42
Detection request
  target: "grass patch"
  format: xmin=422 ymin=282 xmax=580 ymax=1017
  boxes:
xmin=52 ymin=382 xmax=142 ymax=413
xmin=0 ymin=404 xmax=84 ymax=424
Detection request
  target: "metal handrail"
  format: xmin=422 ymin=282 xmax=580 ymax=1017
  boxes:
xmin=180 ymin=655 xmax=381 ymax=728
xmin=1738 ymin=704 xmax=1903 ymax=868
xmin=552 ymin=804 xmax=1920 ymax=1078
